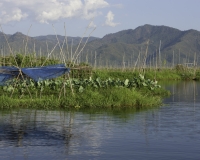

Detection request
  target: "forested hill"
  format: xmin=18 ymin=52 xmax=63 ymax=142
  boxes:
xmin=0 ymin=31 xmax=99 ymax=56
xmin=84 ymin=24 xmax=200 ymax=66
xmin=1 ymin=24 xmax=200 ymax=67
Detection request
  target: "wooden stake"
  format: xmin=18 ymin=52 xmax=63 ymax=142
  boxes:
xmin=67 ymin=73 xmax=74 ymax=96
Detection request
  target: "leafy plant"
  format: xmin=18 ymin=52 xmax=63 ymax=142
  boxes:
xmin=1 ymin=74 xmax=160 ymax=96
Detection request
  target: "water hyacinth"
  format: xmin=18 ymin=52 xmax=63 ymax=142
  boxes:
xmin=2 ymin=74 xmax=161 ymax=94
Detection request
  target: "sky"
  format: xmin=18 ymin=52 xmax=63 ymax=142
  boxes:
xmin=0 ymin=0 xmax=200 ymax=38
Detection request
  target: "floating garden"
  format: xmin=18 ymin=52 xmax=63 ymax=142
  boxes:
xmin=2 ymin=53 xmax=200 ymax=110
xmin=0 ymin=54 xmax=171 ymax=109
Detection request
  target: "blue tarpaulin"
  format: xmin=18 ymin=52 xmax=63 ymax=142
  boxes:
xmin=0 ymin=64 xmax=70 ymax=85
xmin=0 ymin=66 xmax=19 ymax=85
xmin=0 ymin=73 xmax=15 ymax=85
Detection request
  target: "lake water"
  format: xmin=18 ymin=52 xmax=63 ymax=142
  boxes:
xmin=0 ymin=81 xmax=200 ymax=160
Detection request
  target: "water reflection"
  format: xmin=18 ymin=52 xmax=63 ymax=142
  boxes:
xmin=0 ymin=81 xmax=200 ymax=160
xmin=162 ymin=81 xmax=200 ymax=103
xmin=0 ymin=110 xmax=73 ymax=147
xmin=0 ymin=109 xmax=127 ymax=159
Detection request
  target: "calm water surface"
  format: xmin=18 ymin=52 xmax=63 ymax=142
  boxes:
xmin=0 ymin=81 xmax=200 ymax=160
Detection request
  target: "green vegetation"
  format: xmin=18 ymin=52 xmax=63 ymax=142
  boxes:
xmin=0 ymin=73 xmax=169 ymax=109
xmin=1 ymin=23 xmax=200 ymax=111
xmin=0 ymin=87 xmax=166 ymax=110
xmin=1 ymin=74 xmax=162 ymax=96
xmin=0 ymin=53 xmax=59 ymax=67
xmin=92 ymin=65 xmax=200 ymax=81
xmin=1 ymin=53 xmax=199 ymax=110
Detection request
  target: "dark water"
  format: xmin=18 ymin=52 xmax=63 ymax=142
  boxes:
xmin=0 ymin=81 xmax=200 ymax=160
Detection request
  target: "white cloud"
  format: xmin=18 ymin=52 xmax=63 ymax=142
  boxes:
xmin=83 ymin=0 xmax=109 ymax=19
xmin=105 ymin=11 xmax=119 ymax=27
xmin=88 ymin=21 xmax=96 ymax=28
xmin=0 ymin=8 xmax=27 ymax=23
xmin=0 ymin=0 xmax=109 ymax=24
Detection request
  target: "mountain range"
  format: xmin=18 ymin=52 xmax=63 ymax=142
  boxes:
xmin=1 ymin=24 xmax=200 ymax=67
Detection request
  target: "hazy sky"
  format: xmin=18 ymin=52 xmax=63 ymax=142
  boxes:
xmin=0 ymin=0 xmax=200 ymax=38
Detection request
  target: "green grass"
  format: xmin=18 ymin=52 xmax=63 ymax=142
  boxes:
xmin=92 ymin=67 xmax=200 ymax=81
xmin=0 ymin=86 xmax=169 ymax=110
xmin=0 ymin=69 xmax=170 ymax=110
xmin=1 ymin=54 xmax=184 ymax=110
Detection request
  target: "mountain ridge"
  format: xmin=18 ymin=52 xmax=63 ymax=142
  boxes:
xmin=1 ymin=24 xmax=200 ymax=67
xmin=83 ymin=24 xmax=200 ymax=66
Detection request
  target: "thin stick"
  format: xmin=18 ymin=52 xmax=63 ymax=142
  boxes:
xmin=21 ymin=24 xmax=32 ymax=67
xmin=72 ymin=27 xmax=96 ymax=66
xmin=0 ymin=25 xmax=18 ymax=67
xmin=0 ymin=25 xmax=32 ymax=98
xmin=159 ymin=40 xmax=162 ymax=68
xmin=94 ymin=51 xmax=97 ymax=70
xmin=58 ymin=74 xmax=67 ymax=99
xmin=173 ymin=50 xmax=174 ymax=69
xmin=19 ymin=70 xmax=32 ymax=99
xmin=61 ymin=38 xmax=66 ymax=64
xmin=52 ymin=24 xmax=66 ymax=65
xmin=71 ymin=21 xmax=94 ymax=62
xmin=122 ymin=52 xmax=125 ymax=71
xmin=142 ymin=40 xmax=150 ymax=75
xmin=67 ymin=73 xmax=74 ymax=96
xmin=46 ymin=41 xmax=49 ymax=54
xmin=41 ymin=42 xmax=59 ymax=67
xmin=133 ymin=51 xmax=140 ymax=72
xmin=10 ymin=73 xmax=21 ymax=98
xmin=64 ymin=23 xmax=70 ymax=64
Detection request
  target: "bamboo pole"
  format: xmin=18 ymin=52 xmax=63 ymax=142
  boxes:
xmin=94 ymin=51 xmax=97 ymax=70
xmin=41 ymin=42 xmax=59 ymax=67
xmin=142 ymin=40 xmax=150 ymax=75
xmin=133 ymin=51 xmax=140 ymax=72
xmin=122 ymin=52 xmax=125 ymax=71
xmin=67 ymin=73 xmax=74 ymax=96
xmin=21 ymin=24 xmax=32 ymax=67
xmin=71 ymin=39 xmax=73 ymax=63
xmin=173 ymin=50 xmax=174 ymax=69
xmin=72 ymin=27 xmax=96 ymax=66
xmin=71 ymin=21 xmax=95 ymax=63
xmin=0 ymin=25 xmax=18 ymax=67
xmin=64 ymin=22 xmax=70 ymax=62
xmin=59 ymin=74 xmax=67 ymax=99
xmin=159 ymin=40 xmax=162 ymax=69
xmin=52 ymin=24 xmax=66 ymax=65
xmin=0 ymin=25 xmax=33 ymax=98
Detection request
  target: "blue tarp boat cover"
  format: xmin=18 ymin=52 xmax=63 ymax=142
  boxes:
xmin=0 ymin=64 xmax=70 ymax=85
